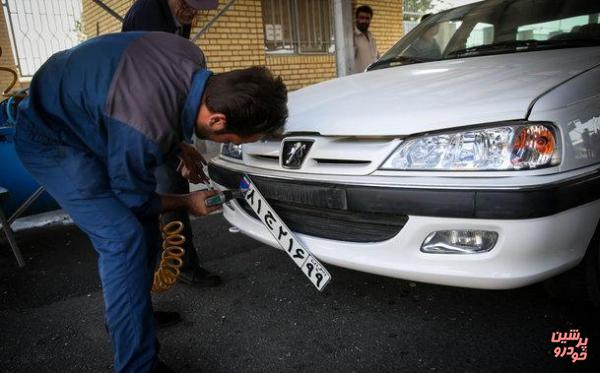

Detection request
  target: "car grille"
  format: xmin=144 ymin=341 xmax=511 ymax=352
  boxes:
xmin=235 ymin=176 xmax=408 ymax=243
xmin=241 ymin=136 xmax=401 ymax=175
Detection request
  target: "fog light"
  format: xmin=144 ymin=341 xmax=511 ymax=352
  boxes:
xmin=420 ymin=230 xmax=498 ymax=254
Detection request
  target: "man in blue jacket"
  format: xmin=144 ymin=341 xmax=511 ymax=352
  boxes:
xmin=123 ymin=0 xmax=224 ymax=289
xmin=14 ymin=31 xmax=287 ymax=372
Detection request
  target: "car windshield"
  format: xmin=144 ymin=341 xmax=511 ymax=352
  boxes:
xmin=369 ymin=0 xmax=600 ymax=71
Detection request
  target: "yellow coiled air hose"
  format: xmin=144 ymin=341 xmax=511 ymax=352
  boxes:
xmin=152 ymin=220 xmax=186 ymax=293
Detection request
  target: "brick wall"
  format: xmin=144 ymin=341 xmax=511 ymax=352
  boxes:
xmin=361 ymin=1 xmax=404 ymax=54
xmin=0 ymin=4 xmax=24 ymax=93
xmin=194 ymin=0 xmax=337 ymax=90
xmin=266 ymin=54 xmax=336 ymax=90
xmin=82 ymin=0 xmax=134 ymax=37
xmin=81 ymin=0 xmax=404 ymax=90
xmin=193 ymin=0 xmax=266 ymax=71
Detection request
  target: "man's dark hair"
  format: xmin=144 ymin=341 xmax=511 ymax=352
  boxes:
xmin=204 ymin=66 xmax=288 ymax=136
xmin=356 ymin=5 xmax=373 ymax=18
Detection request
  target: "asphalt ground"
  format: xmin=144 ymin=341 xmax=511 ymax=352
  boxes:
xmin=0 ymin=213 xmax=598 ymax=372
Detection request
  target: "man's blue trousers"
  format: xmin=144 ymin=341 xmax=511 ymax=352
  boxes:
xmin=14 ymin=120 xmax=159 ymax=372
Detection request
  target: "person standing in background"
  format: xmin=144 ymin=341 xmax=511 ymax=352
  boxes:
xmin=352 ymin=5 xmax=379 ymax=74
xmin=122 ymin=0 xmax=223 ymax=292
xmin=123 ymin=0 xmax=218 ymax=38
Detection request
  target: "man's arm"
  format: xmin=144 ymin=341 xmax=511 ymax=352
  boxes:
xmin=176 ymin=142 xmax=210 ymax=184
xmin=104 ymin=117 xmax=220 ymax=217
xmin=160 ymin=190 xmax=221 ymax=216
xmin=373 ymin=34 xmax=380 ymax=59
xmin=102 ymin=115 xmax=164 ymax=218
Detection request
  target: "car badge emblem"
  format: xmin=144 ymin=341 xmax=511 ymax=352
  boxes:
xmin=282 ymin=140 xmax=313 ymax=169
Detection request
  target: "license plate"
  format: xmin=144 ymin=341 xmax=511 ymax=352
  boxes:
xmin=240 ymin=175 xmax=332 ymax=291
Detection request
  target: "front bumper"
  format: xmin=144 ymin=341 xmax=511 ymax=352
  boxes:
xmin=209 ymin=162 xmax=600 ymax=289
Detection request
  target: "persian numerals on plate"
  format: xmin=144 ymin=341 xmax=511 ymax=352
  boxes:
xmin=240 ymin=175 xmax=331 ymax=291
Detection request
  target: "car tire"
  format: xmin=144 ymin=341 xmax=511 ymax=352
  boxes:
xmin=543 ymin=219 xmax=600 ymax=308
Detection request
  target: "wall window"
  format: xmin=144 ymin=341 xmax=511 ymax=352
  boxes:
xmin=261 ymin=0 xmax=334 ymax=54
xmin=2 ymin=0 xmax=84 ymax=77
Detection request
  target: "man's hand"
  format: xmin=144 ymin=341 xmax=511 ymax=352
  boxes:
xmin=177 ymin=142 xmax=209 ymax=184
xmin=186 ymin=190 xmax=222 ymax=216
xmin=160 ymin=190 xmax=221 ymax=215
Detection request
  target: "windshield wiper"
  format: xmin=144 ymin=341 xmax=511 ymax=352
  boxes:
xmin=447 ymin=39 xmax=600 ymax=58
xmin=368 ymin=55 xmax=438 ymax=71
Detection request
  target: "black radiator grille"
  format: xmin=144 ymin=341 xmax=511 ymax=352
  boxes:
xmin=238 ymin=198 xmax=407 ymax=243
xmin=208 ymin=164 xmax=408 ymax=242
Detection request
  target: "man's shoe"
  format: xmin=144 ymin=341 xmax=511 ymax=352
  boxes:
xmin=154 ymin=311 xmax=181 ymax=328
xmin=179 ymin=266 xmax=222 ymax=287
xmin=151 ymin=359 xmax=176 ymax=373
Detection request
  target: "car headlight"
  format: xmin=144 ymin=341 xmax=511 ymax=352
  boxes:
xmin=221 ymin=142 xmax=243 ymax=160
xmin=380 ymin=122 xmax=560 ymax=171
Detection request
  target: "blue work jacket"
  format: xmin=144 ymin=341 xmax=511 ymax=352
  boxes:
xmin=17 ymin=31 xmax=210 ymax=217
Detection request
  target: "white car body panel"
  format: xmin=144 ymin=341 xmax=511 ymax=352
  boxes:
xmin=285 ymin=48 xmax=600 ymax=137
xmin=212 ymin=38 xmax=600 ymax=289
xmin=529 ymin=65 xmax=600 ymax=171
xmin=211 ymin=156 xmax=598 ymax=189
xmin=220 ymin=186 xmax=600 ymax=289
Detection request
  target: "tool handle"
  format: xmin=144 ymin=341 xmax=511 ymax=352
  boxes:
xmin=204 ymin=192 xmax=226 ymax=207
xmin=204 ymin=190 xmax=242 ymax=207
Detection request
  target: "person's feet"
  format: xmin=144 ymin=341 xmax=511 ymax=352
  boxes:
xmin=179 ymin=266 xmax=222 ymax=287
xmin=154 ymin=311 xmax=182 ymax=328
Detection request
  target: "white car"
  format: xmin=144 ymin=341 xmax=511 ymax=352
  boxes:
xmin=209 ymin=0 xmax=600 ymax=304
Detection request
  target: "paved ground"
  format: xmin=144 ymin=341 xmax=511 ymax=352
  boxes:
xmin=1 ymin=213 xmax=598 ymax=372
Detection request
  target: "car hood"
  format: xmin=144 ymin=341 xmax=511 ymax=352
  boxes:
xmin=284 ymin=47 xmax=600 ymax=136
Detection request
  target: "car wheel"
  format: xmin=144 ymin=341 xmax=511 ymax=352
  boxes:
xmin=543 ymin=219 xmax=600 ymax=308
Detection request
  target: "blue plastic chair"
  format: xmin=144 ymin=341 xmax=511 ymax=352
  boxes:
xmin=0 ymin=92 xmax=57 ymax=267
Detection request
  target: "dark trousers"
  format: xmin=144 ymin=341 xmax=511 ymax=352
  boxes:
xmin=154 ymin=154 xmax=200 ymax=269
xmin=15 ymin=122 xmax=158 ymax=372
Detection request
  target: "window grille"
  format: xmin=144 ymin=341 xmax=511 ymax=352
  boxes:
xmin=262 ymin=0 xmax=334 ymax=54
xmin=2 ymin=0 xmax=84 ymax=77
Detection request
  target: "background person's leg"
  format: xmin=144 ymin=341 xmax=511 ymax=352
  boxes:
xmin=154 ymin=154 xmax=221 ymax=287
xmin=137 ymin=215 xmax=164 ymax=356
xmin=15 ymin=132 xmax=157 ymax=372
xmin=139 ymin=216 xmax=161 ymax=285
